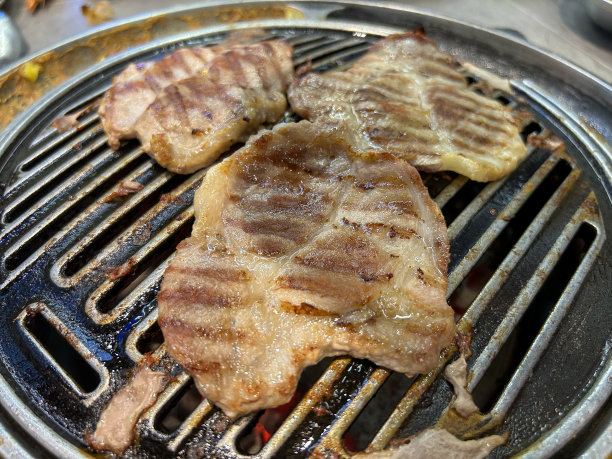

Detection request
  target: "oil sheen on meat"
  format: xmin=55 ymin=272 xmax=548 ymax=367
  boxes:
xmin=99 ymin=40 xmax=294 ymax=173
xmin=288 ymin=30 xmax=526 ymax=182
xmin=157 ymin=121 xmax=456 ymax=418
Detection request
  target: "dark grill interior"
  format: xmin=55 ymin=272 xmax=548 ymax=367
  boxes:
xmin=0 ymin=20 xmax=610 ymax=459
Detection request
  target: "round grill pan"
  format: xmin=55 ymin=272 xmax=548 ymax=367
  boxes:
xmin=0 ymin=2 xmax=611 ymax=458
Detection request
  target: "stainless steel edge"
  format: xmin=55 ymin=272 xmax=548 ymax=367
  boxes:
xmin=0 ymin=7 xmax=610 ymax=457
xmin=0 ymin=420 xmax=36 ymax=459
xmin=2 ymin=0 xmax=611 ymax=97
xmin=518 ymin=342 xmax=612 ymax=459
xmin=0 ymin=374 xmax=91 ymax=458
xmin=513 ymin=79 xmax=612 ymax=200
xmin=0 ymin=1 xmax=331 ymax=77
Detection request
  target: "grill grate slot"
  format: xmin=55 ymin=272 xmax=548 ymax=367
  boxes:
xmin=449 ymin=159 xmax=573 ymax=313
xmin=17 ymin=304 xmax=109 ymax=402
xmin=466 ymin=194 xmax=604 ymax=409
xmin=19 ymin=123 xmax=103 ymax=176
xmin=305 ymin=43 xmax=372 ymax=72
xmin=136 ymin=321 xmax=164 ymax=355
xmin=24 ymin=312 xmax=100 ymax=393
xmin=155 ymin=378 xmax=203 ymax=434
xmin=446 ymin=151 xmax=574 ymax=295
xmin=2 ymin=143 xmax=144 ymax=232
xmin=21 ymin=119 xmax=103 ymax=173
xmin=441 ymin=179 xmax=488 ymax=226
xmin=473 ymin=223 xmax=597 ymax=412
xmin=236 ymin=357 xmax=334 ymax=455
xmin=89 ymin=212 xmax=194 ymax=315
xmin=51 ymin=168 xmax=202 ymax=288
xmin=2 ymin=149 xmax=150 ymax=275
xmin=59 ymin=171 xmax=184 ymax=277
xmin=293 ymin=37 xmax=371 ymax=67
xmin=423 ymin=172 xmax=458 ymax=199
xmin=139 ymin=368 xmax=213 ymax=451
xmin=4 ymin=132 xmax=108 ymax=220
xmin=343 ymin=371 xmax=414 ymax=453
xmin=520 ymin=121 xmax=544 ymax=142
xmin=28 ymin=85 xmax=109 ymax=149
xmin=285 ymin=32 xmax=329 ymax=46
xmin=433 ymin=175 xmax=469 ymax=208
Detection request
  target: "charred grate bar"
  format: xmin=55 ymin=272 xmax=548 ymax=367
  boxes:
xmin=0 ymin=15 xmax=610 ymax=459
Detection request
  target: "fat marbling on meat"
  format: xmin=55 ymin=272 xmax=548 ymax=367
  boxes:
xmin=157 ymin=121 xmax=456 ymax=418
xmin=99 ymin=40 xmax=294 ymax=173
xmin=288 ymin=30 xmax=526 ymax=182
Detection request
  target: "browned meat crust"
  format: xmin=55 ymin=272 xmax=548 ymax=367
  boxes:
xmin=133 ymin=41 xmax=294 ymax=174
xmin=288 ymin=30 xmax=526 ymax=182
xmin=157 ymin=121 xmax=455 ymax=418
xmin=99 ymin=40 xmax=294 ymax=174
xmin=99 ymin=46 xmax=222 ymax=149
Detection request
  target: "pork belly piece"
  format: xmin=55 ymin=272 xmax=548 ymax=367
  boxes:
xmin=133 ymin=41 xmax=294 ymax=174
xmin=157 ymin=121 xmax=455 ymax=418
xmin=99 ymin=40 xmax=294 ymax=158
xmin=99 ymin=46 xmax=222 ymax=149
xmin=288 ymin=30 xmax=526 ymax=182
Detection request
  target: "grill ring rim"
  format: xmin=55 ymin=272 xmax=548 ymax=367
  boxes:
xmin=0 ymin=15 xmax=610 ymax=459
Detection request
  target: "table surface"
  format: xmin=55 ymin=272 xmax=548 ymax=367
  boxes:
xmin=2 ymin=0 xmax=612 ymax=84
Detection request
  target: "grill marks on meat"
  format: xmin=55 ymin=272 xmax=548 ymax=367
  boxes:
xmin=99 ymin=41 xmax=294 ymax=173
xmin=288 ymin=30 xmax=526 ymax=182
xmin=134 ymin=79 xmax=277 ymax=174
xmin=99 ymin=47 xmax=221 ymax=149
xmin=158 ymin=121 xmax=455 ymax=418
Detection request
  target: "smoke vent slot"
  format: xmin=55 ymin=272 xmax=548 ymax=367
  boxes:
xmin=343 ymin=371 xmax=414 ymax=452
xmin=136 ymin=321 xmax=164 ymax=355
xmin=22 ymin=308 xmax=101 ymax=394
xmin=155 ymin=379 xmax=203 ymax=434
xmin=236 ymin=357 xmax=334 ymax=455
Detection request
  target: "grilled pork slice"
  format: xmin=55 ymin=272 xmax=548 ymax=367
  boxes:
xmin=158 ymin=121 xmax=455 ymax=418
xmin=288 ymin=30 xmax=526 ymax=182
xmin=99 ymin=46 xmax=222 ymax=149
xmin=99 ymin=40 xmax=294 ymax=157
xmin=133 ymin=41 xmax=294 ymax=174
xmin=133 ymin=79 xmax=285 ymax=174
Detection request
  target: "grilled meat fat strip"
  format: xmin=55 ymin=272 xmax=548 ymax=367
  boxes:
xmin=288 ymin=30 xmax=526 ymax=182
xmin=134 ymin=42 xmax=294 ymax=174
xmin=157 ymin=121 xmax=455 ymax=418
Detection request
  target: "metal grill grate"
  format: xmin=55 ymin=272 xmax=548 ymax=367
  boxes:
xmin=0 ymin=19 xmax=610 ymax=459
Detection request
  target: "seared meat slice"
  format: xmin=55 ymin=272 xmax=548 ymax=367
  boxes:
xmin=99 ymin=46 xmax=221 ymax=149
xmin=288 ymin=30 xmax=526 ymax=182
xmin=133 ymin=41 xmax=294 ymax=174
xmin=157 ymin=121 xmax=455 ymax=418
xmin=133 ymin=79 xmax=283 ymax=174
xmin=99 ymin=40 xmax=294 ymax=157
